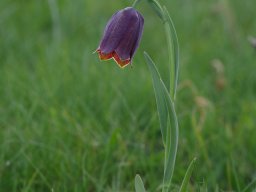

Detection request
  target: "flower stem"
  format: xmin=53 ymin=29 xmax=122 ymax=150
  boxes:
xmin=140 ymin=1 xmax=179 ymax=191
xmin=145 ymin=1 xmax=179 ymax=191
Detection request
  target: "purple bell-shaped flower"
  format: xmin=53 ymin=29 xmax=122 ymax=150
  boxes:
xmin=96 ymin=7 xmax=144 ymax=68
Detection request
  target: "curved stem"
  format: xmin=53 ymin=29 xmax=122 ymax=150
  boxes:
xmin=144 ymin=1 xmax=180 ymax=191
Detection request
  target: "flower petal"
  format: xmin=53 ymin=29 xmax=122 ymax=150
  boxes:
xmin=99 ymin=7 xmax=139 ymax=54
xmin=113 ymin=52 xmax=130 ymax=68
xmin=97 ymin=50 xmax=113 ymax=60
xmin=130 ymin=13 xmax=144 ymax=61
xmin=114 ymin=9 xmax=142 ymax=61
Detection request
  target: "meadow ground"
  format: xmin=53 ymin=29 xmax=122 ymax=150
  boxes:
xmin=0 ymin=0 xmax=256 ymax=191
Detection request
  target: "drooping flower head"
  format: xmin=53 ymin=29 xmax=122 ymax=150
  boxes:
xmin=96 ymin=7 xmax=144 ymax=68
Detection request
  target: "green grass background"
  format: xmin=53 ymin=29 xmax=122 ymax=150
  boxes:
xmin=0 ymin=0 xmax=256 ymax=191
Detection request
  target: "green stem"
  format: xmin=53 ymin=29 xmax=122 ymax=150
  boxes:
xmin=144 ymin=1 xmax=180 ymax=191
xmin=147 ymin=1 xmax=179 ymax=191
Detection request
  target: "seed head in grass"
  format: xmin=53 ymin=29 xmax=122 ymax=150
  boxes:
xmin=96 ymin=7 xmax=144 ymax=68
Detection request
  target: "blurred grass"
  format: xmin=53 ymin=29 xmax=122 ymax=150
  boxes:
xmin=0 ymin=0 xmax=256 ymax=191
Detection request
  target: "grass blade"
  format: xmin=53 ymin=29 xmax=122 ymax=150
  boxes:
xmin=135 ymin=174 xmax=146 ymax=192
xmin=242 ymin=177 xmax=256 ymax=192
xmin=231 ymin=158 xmax=241 ymax=192
xmin=179 ymin=158 xmax=197 ymax=192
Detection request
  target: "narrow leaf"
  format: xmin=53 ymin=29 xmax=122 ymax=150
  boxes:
xmin=135 ymin=174 xmax=146 ymax=192
xmin=144 ymin=52 xmax=168 ymax=146
xmin=242 ymin=177 xmax=256 ymax=192
xmin=144 ymin=52 xmax=179 ymax=189
xmin=179 ymin=158 xmax=197 ymax=192
xmin=160 ymin=78 xmax=178 ymax=188
xmin=147 ymin=0 xmax=164 ymax=20
xmin=163 ymin=6 xmax=179 ymax=100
